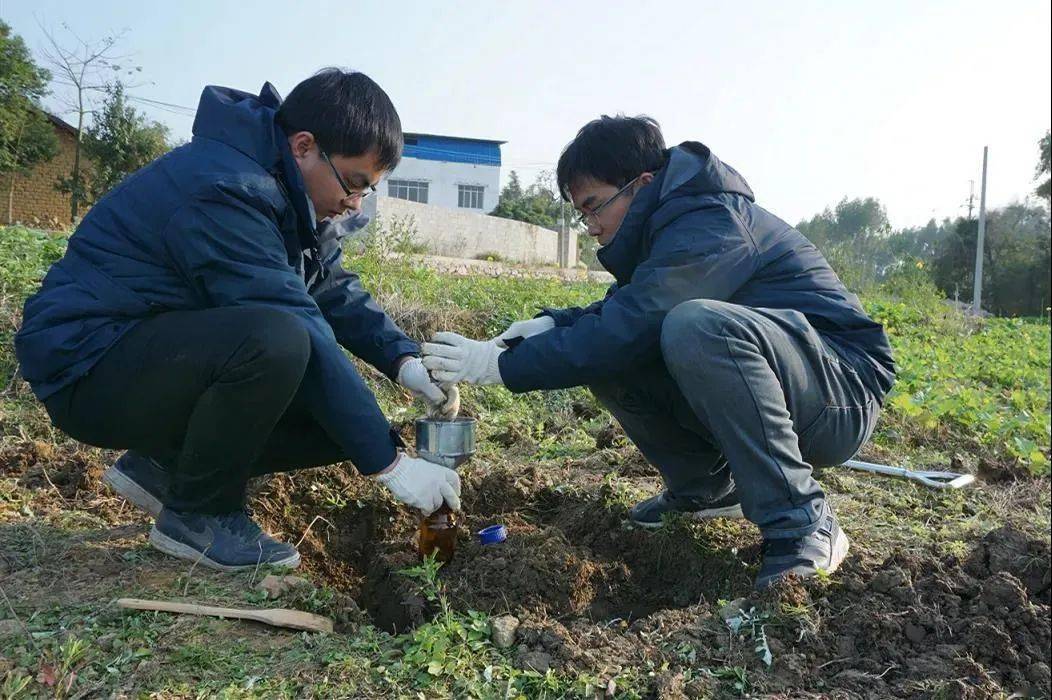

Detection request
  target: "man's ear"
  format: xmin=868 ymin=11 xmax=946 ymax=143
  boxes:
xmin=637 ymin=171 xmax=655 ymax=188
xmin=287 ymin=131 xmax=316 ymax=159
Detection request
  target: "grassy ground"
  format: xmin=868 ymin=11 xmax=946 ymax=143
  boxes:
xmin=0 ymin=225 xmax=1049 ymax=699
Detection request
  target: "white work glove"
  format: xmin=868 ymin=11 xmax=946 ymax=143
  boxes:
xmin=433 ymin=383 xmax=461 ymax=419
xmin=493 ymin=315 xmax=555 ymax=348
xmin=375 ymin=452 xmax=461 ymax=514
xmin=397 ymin=357 xmax=459 ymax=418
xmin=422 ymin=332 xmax=505 ymax=386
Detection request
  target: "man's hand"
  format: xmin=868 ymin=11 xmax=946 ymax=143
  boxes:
xmin=433 ymin=383 xmax=461 ymax=419
xmin=422 ymin=333 xmax=504 ymax=386
xmin=374 ymin=453 xmax=461 ymax=514
xmin=493 ymin=316 xmax=555 ymax=348
xmin=397 ymin=357 xmax=458 ymax=417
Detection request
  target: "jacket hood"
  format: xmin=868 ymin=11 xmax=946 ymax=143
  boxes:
xmin=192 ymin=82 xmax=319 ymax=247
xmin=192 ymin=83 xmax=285 ymax=168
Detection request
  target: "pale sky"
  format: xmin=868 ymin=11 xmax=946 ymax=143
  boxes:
xmin=3 ymin=0 xmax=1050 ymax=228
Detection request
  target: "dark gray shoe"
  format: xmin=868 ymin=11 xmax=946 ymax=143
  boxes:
xmin=149 ymin=508 xmax=300 ymax=572
xmin=755 ymin=510 xmax=850 ymax=589
xmin=630 ymin=490 xmax=744 ymax=528
xmin=102 ymin=451 xmax=171 ymax=516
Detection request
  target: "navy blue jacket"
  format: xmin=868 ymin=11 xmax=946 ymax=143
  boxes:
xmin=498 ymin=143 xmax=896 ymax=400
xmin=15 ymin=84 xmax=417 ymax=474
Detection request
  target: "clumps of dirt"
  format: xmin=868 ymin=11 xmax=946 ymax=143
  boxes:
xmin=253 ymin=450 xmax=1049 ymax=698
xmin=255 ymin=456 xmax=755 ymax=632
xmin=758 ymin=527 xmax=1052 ymax=698
xmin=485 ymin=424 xmax=535 ymax=451
xmin=563 ymin=446 xmax=653 ymax=479
xmin=975 ymin=453 xmax=1042 ymax=483
xmin=964 ymin=525 xmax=1051 ymax=603
xmin=250 ymin=466 xmax=425 ymax=632
xmin=441 ymin=514 xmax=631 ymax=620
xmin=0 ymin=439 xmax=56 ymax=474
xmin=2 ymin=440 xmax=105 ymax=502
xmin=594 ymin=421 xmax=627 ymax=450
xmin=491 ymin=527 xmax=1051 ymax=698
xmin=459 ymin=465 xmax=550 ymax=517
xmin=570 ymin=400 xmax=601 ymax=421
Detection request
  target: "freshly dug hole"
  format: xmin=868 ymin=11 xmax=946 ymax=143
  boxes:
xmin=252 ymin=456 xmax=759 ymax=631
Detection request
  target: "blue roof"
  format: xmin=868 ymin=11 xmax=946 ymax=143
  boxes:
xmin=403 ymin=132 xmax=503 ymax=166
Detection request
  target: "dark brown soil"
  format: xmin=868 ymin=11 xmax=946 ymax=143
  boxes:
xmin=249 ymin=449 xmax=1052 ymax=698
xmin=5 ymin=437 xmax=1050 ymax=698
xmin=5 ymin=440 xmax=102 ymax=501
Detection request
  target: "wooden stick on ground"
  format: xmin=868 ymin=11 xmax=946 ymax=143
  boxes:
xmin=116 ymin=598 xmax=333 ymax=633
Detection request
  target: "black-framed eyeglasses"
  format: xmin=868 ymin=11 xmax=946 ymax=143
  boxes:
xmin=319 ymin=148 xmax=376 ymax=200
xmin=575 ymin=175 xmax=640 ymax=227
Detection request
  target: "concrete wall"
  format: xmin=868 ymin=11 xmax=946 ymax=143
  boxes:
xmin=383 ymin=156 xmax=500 ymax=212
xmin=410 ymin=254 xmax=613 ymax=283
xmin=1 ymin=123 xmax=80 ymax=228
xmin=370 ymin=195 xmax=577 ymax=267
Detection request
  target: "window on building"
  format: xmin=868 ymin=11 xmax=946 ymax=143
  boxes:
xmin=388 ymin=179 xmax=429 ymax=203
xmin=458 ymin=184 xmax=485 ymax=209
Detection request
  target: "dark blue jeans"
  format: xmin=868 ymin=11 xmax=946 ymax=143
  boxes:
xmin=590 ymin=299 xmax=879 ymax=539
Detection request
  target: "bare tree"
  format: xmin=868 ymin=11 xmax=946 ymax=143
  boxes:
xmin=37 ymin=21 xmax=141 ymax=221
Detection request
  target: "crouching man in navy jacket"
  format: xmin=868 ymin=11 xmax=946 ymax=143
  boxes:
xmin=16 ymin=69 xmax=460 ymax=571
xmin=423 ymin=116 xmax=895 ymax=589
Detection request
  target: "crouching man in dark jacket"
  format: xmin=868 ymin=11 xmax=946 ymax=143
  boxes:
xmin=423 ymin=116 xmax=895 ymax=589
xmin=15 ymin=69 xmax=460 ymax=571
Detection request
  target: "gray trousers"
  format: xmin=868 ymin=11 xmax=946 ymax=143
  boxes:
xmin=590 ymin=299 xmax=879 ymax=539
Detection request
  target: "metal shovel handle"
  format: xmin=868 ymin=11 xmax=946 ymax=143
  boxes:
xmin=842 ymin=459 xmax=975 ymax=489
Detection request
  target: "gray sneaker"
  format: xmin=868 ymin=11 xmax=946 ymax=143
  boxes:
xmin=755 ymin=510 xmax=850 ymax=589
xmin=102 ymin=451 xmax=171 ymax=516
xmin=629 ymin=490 xmax=744 ymax=528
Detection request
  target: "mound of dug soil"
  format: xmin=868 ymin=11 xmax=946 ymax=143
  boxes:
xmin=255 ymin=453 xmax=1051 ymax=698
xmin=254 ymin=458 xmax=758 ymax=632
xmin=801 ymin=527 xmax=1050 ymax=698
xmin=490 ymin=527 xmax=1050 ymax=698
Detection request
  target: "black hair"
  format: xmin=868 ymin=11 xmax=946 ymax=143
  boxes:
xmin=555 ymin=115 xmax=668 ymax=200
xmin=276 ymin=67 xmax=403 ymax=172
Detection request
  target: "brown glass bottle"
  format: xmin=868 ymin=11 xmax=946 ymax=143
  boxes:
xmin=418 ymin=504 xmax=459 ymax=563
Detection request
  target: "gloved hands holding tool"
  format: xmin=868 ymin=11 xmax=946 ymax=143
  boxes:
xmin=397 ymin=356 xmax=459 ymax=418
xmin=422 ymin=332 xmax=505 ymax=386
xmin=373 ymin=452 xmax=461 ymax=514
xmin=492 ymin=316 xmax=554 ymax=348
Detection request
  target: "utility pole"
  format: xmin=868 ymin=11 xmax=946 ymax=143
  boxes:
xmin=972 ymin=147 xmax=988 ymax=316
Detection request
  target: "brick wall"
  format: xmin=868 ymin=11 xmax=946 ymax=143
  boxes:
xmin=1 ymin=123 xmax=81 ymax=229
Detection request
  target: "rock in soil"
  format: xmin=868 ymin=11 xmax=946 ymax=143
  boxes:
xmin=489 ymin=614 xmax=520 ymax=649
xmin=257 ymin=574 xmax=315 ymax=599
xmin=515 ymin=649 xmax=552 ymax=673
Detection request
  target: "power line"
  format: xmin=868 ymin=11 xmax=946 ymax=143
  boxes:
xmin=126 ymin=94 xmax=197 ymax=116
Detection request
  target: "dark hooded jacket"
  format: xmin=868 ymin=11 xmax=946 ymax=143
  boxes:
xmin=497 ymin=143 xmax=896 ymax=400
xmin=15 ymin=84 xmax=416 ymax=474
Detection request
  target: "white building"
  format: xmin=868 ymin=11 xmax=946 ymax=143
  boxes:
xmin=380 ymin=132 xmax=504 ymax=213
xmin=356 ymin=130 xmax=579 ymax=269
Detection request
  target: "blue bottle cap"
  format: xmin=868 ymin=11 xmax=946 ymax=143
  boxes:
xmin=477 ymin=524 xmax=508 ymax=545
